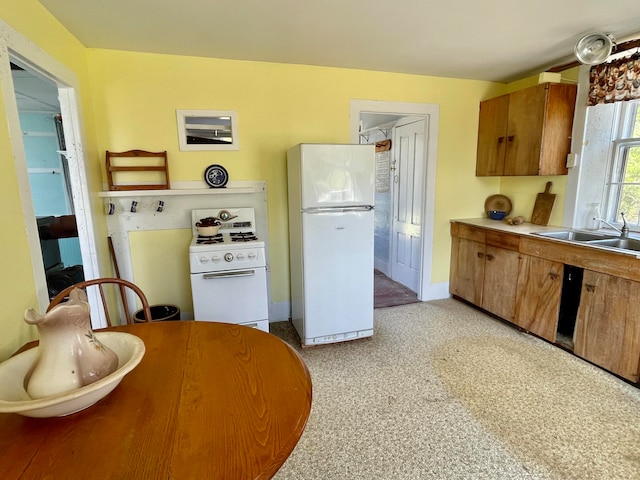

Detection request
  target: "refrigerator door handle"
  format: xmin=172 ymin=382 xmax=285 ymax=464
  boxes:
xmin=303 ymin=206 xmax=374 ymax=214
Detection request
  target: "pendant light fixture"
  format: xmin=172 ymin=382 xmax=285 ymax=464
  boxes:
xmin=574 ymin=33 xmax=615 ymax=65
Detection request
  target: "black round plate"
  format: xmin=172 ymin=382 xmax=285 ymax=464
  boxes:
xmin=203 ymin=164 xmax=228 ymax=188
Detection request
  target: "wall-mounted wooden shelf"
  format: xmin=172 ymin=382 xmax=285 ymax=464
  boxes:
xmin=98 ymin=187 xmax=255 ymax=198
xmin=106 ymin=150 xmax=170 ymax=191
xmin=98 ymin=180 xmax=264 ymax=198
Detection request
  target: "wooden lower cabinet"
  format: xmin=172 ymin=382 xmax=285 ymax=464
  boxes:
xmin=453 ymin=238 xmax=485 ymax=305
xmin=483 ymin=245 xmax=519 ymax=321
xmin=514 ymin=255 xmax=563 ymax=342
xmin=452 ymin=237 xmax=519 ymax=321
xmin=451 ymin=222 xmax=640 ymax=383
xmin=574 ymin=270 xmax=640 ymax=382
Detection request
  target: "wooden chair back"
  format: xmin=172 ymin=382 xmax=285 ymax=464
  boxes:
xmin=47 ymin=278 xmax=152 ymax=327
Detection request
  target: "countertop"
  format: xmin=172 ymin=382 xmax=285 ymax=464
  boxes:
xmin=451 ymin=218 xmax=640 ymax=258
xmin=451 ymin=218 xmax=569 ymax=235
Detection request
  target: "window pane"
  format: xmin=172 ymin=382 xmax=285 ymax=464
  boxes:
xmin=619 ymin=184 xmax=640 ymax=225
xmin=622 ymin=146 xmax=640 ymax=183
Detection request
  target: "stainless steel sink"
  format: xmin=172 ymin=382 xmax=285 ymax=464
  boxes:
xmin=586 ymin=237 xmax=640 ymax=252
xmin=534 ymin=230 xmax=616 ymax=242
xmin=534 ymin=230 xmax=640 ymax=253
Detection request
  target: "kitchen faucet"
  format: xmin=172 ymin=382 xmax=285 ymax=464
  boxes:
xmin=593 ymin=211 xmax=630 ymax=237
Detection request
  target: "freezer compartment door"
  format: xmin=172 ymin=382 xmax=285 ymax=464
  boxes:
xmin=301 ymin=210 xmax=374 ymax=340
xmin=297 ymin=144 xmax=375 ymax=209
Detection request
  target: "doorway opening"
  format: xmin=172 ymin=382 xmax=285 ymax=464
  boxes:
xmin=0 ymin=20 xmax=102 ymax=321
xmin=350 ymin=100 xmax=439 ymax=303
xmin=10 ymin=62 xmax=85 ymax=298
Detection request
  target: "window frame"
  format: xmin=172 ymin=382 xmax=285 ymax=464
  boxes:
xmin=602 ymin=101 xmax=640 ymax=228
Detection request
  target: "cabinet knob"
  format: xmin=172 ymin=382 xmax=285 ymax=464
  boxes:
xmin=549 ymin=273 xmax=558 ymax=281
xmin=498 ymin=137 xmax=505 ymax=143
xmin=477 ymin=252 xmax=485 ymax=258
xmin=508 ymin=135 xmax=515 ymax=142
xmin=585 ymin=284 xmax=596 ymax=293
xmin=486 ymin=254 xmax=494 ymax=261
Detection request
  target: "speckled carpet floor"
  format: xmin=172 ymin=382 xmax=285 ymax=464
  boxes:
xmin=270 ymin=299 xmax=640 ymax=480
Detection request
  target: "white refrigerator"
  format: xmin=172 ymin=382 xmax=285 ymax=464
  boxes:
xmin=287 ymin=143 xmax=375 ymax=346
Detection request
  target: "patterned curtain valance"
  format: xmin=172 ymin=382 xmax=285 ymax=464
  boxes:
xmin=588 ymin=52 xmax=640 ymax=106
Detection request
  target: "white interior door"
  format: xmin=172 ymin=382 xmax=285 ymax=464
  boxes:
xmin=351 ymin=99 xmax=440 ymax=302
xmin=391 ymin=118 xmax=426 ymax=292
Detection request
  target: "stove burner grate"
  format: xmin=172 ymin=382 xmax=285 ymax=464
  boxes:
xmin=230 ymin=232 xmax=258 ymax=242
xmin=197 ymin=234 xmax=224 ymax=244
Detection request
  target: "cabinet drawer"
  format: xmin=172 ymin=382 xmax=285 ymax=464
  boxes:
xmin=457 ymin=224 xmax=485 ymax=243
xmin=486 ymin=230 xmax=520 ymax=251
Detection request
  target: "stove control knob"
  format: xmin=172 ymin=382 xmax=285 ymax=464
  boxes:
xmin=224 ymin=253 xmax=234 ymax=262
xmin=199 ymin=256 xmax=209 ymax=264
xmin=212 ymin=255 xmax=221 ymax=263
xmin=236 ymin=253 xmax=245 ymax=260
xmin=248 ymin=252 xmax=256 ymax=259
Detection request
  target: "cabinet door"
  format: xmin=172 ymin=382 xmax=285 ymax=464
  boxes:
xmin=482 ymin=245 xmax=519 ymax=321
xmin=476 ymin=95 xmax=509 ymax=176
xmin=453 ymin=238 xmax=485 ymax=305
xmin=504 ymin=85 xmax=546 ymax=176
xmin=574 ymin=271 xmax=640 ymax=382
xmin=538 ymin=83 xmax=576 ymax=175
xmin=476 ymin=83 xmax=576 ymax=177
xmin=514 ymin=255 xmax=562 ymax=342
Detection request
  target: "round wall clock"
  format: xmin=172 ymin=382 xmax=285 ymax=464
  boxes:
xmin=203 ymin=164 xmax=229 ymax=188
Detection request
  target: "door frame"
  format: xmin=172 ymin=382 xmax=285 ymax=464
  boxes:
xmin=350 ymin=99 xmax=439 ymax=301
xmin=0 ymin=20 xmax=102 ymax=318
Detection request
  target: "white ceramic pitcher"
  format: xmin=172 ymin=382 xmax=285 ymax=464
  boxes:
xmin=24 ymin=288 xmax=118 ymax=399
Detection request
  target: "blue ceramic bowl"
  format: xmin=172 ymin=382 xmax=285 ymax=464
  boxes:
xmin=488 ymin=210 xmax=507 ymax=220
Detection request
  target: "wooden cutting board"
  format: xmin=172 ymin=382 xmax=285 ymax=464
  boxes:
xmin=530 ymin=181 xmax=556 ymax=225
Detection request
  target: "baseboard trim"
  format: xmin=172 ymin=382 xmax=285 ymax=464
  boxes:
xmin=419 ymin=281 xmax=450 ymax=302
xmin=269 ymin=301 xmax=291 ymax=323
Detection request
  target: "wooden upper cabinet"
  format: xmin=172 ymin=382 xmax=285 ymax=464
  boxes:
xmin=476 ymin=94 xmax=509 ymax=176
xmin=476 ymin=82 xmax=577 ymax=177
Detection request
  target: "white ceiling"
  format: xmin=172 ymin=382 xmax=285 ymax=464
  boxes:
xmin=38 ymin=0 xmax=640 ymax=83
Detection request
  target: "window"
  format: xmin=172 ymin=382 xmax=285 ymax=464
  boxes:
xmin=603 ymin=101 xmax=640 ymax=226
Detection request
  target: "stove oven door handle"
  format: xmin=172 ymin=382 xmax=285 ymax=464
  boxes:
xmin=203 ymin=270 xmax=256 ymax=279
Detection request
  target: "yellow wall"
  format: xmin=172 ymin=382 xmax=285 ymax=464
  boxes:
xmin=87 ymin=49 xmax=510 ymax=303
xmin=0 ymin=6 xmax=577 ymax=358
xmin=0 ymin=2 xmax=101 ymax=359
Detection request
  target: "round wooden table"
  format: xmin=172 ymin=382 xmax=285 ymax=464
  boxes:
xmin=0 ymin=321 xmax=312 ymax=479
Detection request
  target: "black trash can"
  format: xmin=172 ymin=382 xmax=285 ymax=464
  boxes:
xmin=134 ymin=304 xmax=180 ymax=323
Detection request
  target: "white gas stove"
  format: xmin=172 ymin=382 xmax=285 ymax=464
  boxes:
xmin=189 ymin=208 xmax=269 ymax=332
